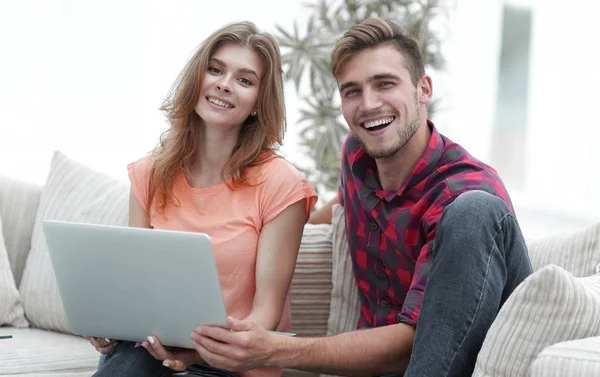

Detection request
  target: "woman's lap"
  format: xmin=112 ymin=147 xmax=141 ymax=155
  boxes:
xmin=93 ymin=341 xmax=239 ymax=377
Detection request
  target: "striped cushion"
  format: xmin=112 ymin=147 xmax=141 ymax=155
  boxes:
xmin=527 ymin=222 xmax=600 ymax=276
xmin=0 ymin=175 xmax=42 ymax=286
xmin=0 ymin=327 xmax=98 ymax=376
xmin=473 ymin=266 xmax=600 ymax=377
xmin=531 ymin=336 xmax=600 ymax=377
xmin=18 ymin=151 xmax=129 ymax=333
xmin=0 ymin=214 xmax=28 ymax=327
xmin=326 ymin=204 xmax=360 ymax=335
xmin=290 ymin=223 xmax=333 ymax=337
xmin=285 ymin=223 xmax=333 ymax=377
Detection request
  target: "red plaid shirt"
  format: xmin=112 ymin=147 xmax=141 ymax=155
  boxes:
xmin=339 ymin=121 xmax=513 ymax=329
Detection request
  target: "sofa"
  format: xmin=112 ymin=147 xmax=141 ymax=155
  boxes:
xmin=1 ymin=151 xmax=600 ymax=377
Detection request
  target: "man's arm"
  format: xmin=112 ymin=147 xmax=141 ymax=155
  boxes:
xmin=274 ymin=322 xmax=414 ymax=376
xmin=191 ymin=318 xmax=415 ymax=377
xmin=307 ymin=196 xmax=340 ymax=225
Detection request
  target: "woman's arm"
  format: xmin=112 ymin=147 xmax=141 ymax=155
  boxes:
xmin=129 ymin=187 xmax=151 ymax=228
xmin=244 ymin=199 xmax=307 ymax=330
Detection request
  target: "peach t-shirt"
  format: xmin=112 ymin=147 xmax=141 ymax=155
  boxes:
xmin=128 ymin=155 xmax=317 ymax=377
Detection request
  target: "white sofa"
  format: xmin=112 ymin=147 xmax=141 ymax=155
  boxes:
xmin=1 ymin=151 xmax=600 ymax=377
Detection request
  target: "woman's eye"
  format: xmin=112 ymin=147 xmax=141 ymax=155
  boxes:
xmin=238 ymin=77 xmax=253 ymax=86
xmin=208 ymin=66 xmax=221 ymax=74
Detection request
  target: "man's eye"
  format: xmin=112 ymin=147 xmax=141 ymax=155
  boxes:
xmin=379 ymin=81 xmax=393 ymax=87
xmin=208 ymin=67 xmax=221 ymax=74
xmin=345 ymin=89 xmax=359 ymax=97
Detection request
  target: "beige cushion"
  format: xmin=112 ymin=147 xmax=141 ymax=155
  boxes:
xmin=284 ymin=223 xmax=333 ymax=377
xmin=530 ymin=336 xmax=600 ymax=377
xmin=472 ymin=266 xmax=600 ymax=377
xmin=0 ymin=214 xmax=28 ymax=327
xmin=0 ymin=327 xmax=99 ymax=376
xmin=0 ymin=175 xmax=42 ymax=286
xmin=289 ymin=223 xmax=333 ymax=337
xmin=527 ymin=222 xmax=600 ymax=276
xmin=326 ymin=204 xmax=360 ymax=335
xmin=19 ymin=151 xmax=129 ymax=333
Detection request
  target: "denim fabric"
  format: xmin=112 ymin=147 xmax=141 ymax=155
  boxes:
xmin=94 ymin=341 xmax=239 ymax=377
xmin=403 ymin=190 xmax=533 ymax=377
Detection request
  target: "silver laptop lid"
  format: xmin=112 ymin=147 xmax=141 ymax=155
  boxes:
xmin=43 ymin=220 xmax=227 ymax=348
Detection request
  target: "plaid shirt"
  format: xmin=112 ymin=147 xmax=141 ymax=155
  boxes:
xmin=339 ymin=121 xmax=512 ymax=329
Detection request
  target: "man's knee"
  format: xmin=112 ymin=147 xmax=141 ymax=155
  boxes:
xmin=438 ymin=190 xmax=512 ymax=237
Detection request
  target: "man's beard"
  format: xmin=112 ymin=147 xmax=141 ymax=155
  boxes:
xmin=358 ymin=100 xmax=421 ymax=159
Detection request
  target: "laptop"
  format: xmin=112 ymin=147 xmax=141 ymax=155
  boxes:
xmin=43 ymin=220 xmax=227 ymax=349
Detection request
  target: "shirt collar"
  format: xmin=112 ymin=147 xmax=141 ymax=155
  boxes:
xmin=350 ymin=120 xmax=445 ymax=201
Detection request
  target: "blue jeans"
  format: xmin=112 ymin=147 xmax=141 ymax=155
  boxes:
xmin=402 ymin=191 xmax=533 ymax=377
xmin=94 ymin=341 xmax=239 ymax=377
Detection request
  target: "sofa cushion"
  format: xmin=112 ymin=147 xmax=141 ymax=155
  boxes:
xmin=472 ymin=265 xmax=600 ymax=377
xmin=0 ymin=175 xmax=42 ymax=286
xmin=0 ymin=213 xmax=28 ymax=327
xmin=290 ymin=223 xmax=333 ymax=337
xmin=0 ymin=327 xmax=98 ymax=376
xmin=326 ymin=204 xmax=360 ymax=336
xmin=19 ymin=151 xmax=129 ymax=333
xmin=530 ymin=336 xmax=600 ymax=377
xmin=527 ymin=222 xmax=600 ymax=276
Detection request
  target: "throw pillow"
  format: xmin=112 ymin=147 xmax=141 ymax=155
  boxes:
xmin=290 ymin=223 xmax=333 ymax=337
xmin=326 ymin=204 xmax=360 ymax=335
xmin=526 ymin=222 xmax=600 ymax=276
xmin=530 ymin=336 xmax=600 ymax=377
xmin=0 ymin=175 xmax=42 ymax=286
xmin=18 ymin=151 xmax=129 ymax=333
xmin=0 ymin=213 xmax=28 ymax=327
xmin=472 ymin=265 xmax=600 ymax=377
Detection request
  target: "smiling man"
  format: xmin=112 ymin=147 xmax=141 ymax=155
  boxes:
xmin=183 ymin=18 xmax=534 ymax=377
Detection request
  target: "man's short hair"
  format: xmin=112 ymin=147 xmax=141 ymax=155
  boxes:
xmin=331 ymin=18 xmax=425 ymax=86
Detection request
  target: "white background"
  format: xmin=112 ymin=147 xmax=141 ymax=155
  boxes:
xmin=1 ymin=0 xmax=599 ymax=238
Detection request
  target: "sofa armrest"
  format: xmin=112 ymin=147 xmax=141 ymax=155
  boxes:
xmin=530 ymin=336 xmax=600 ymax=377
xmin=0 ymin=175 xmax=42 ymax=285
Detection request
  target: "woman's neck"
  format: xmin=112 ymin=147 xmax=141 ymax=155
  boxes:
xmin=188 ymin=125 xmax=240 ymax=188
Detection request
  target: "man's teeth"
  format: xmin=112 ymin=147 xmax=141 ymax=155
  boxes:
xmin=363 ymin=117 xmax=394 ymax=129
xmin=208 ymin=97 xmax=232 ymax=108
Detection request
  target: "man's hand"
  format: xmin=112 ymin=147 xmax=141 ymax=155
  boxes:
xmin=141 ymin=335 xmax=204 ymax=371
xmin=85 ymin=336 xmax=119 ymax=354
xmin=191 ymin=316 xmax=278 ymax=372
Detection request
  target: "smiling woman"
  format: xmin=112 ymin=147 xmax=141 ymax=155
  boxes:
xmin=195 ymin=45 xmax=263 ymax=134
xmin=89 ymin=20 xmax=318 ymax=377
xmin=147 ymin=21 xmax=289 ymax=211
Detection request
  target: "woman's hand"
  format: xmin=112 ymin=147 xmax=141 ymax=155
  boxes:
xmin=85 ymin=336 xmax=119 ymax=354
xmin=141 ymin=335 xmax=204 ymax=371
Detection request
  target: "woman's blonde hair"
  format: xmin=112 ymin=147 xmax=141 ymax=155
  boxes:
xmin=148 ymin=21 xmax=285 ymax=212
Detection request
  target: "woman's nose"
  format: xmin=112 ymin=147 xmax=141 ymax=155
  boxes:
xmin=216 ymin=83 xmax=231 ymax=93
xmin=216 ymin=76 xmax=232 ymax=93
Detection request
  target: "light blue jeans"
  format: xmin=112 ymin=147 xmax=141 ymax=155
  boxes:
xmin=401 ymin=190 xmax=533 ymax=377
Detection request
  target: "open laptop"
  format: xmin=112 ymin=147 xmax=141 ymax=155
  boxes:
xmin=43 ymin=220 xmax=227 ymax=349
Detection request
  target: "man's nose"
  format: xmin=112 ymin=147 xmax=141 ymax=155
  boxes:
xmin=360 ymin=89 xmax=382 ymax=110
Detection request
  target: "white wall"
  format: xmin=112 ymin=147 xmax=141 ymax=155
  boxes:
xmin=440 ymin=0 xmax=600 ymax=237
xmin=2 ymin=0 xmax=599 ymax=238
xmin=0 ymin=0 xmax=306 ymax=184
